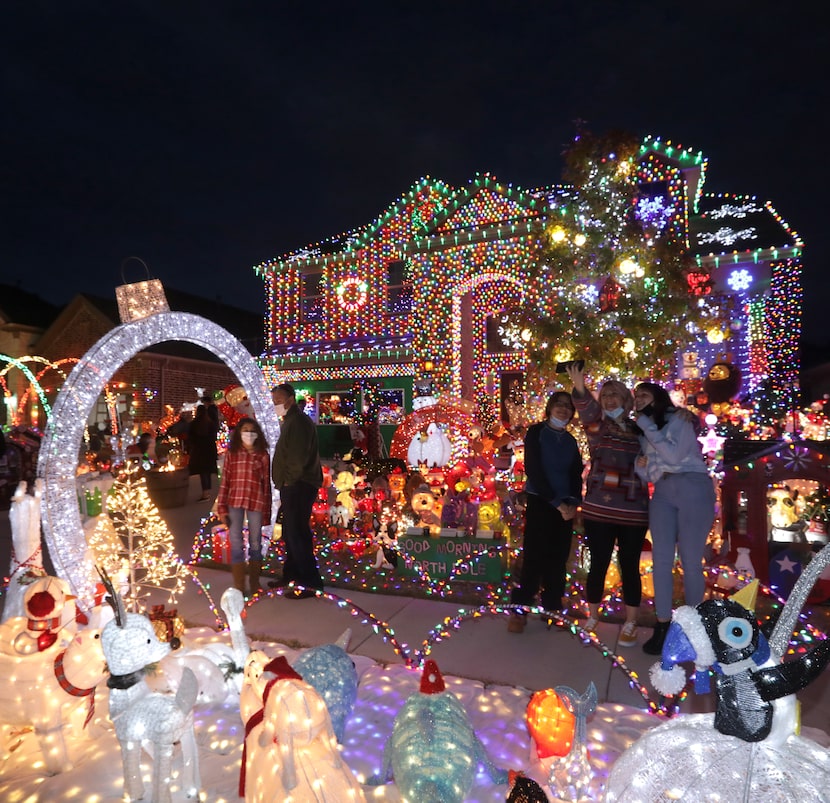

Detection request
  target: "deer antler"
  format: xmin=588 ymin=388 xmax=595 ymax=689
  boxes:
xmin=96 ymin=566 xmax=126 ymax=627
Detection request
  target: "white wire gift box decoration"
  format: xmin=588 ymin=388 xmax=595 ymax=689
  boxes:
xmin=115 ymin=256 xmax=170 ymax=323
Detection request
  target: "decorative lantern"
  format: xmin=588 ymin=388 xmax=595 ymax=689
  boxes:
xmin=115 ymin=257 xmax=170 ymax=323
xmin=526 ymin=688 xmax=576 ymax=758
xmin=598 ymin=277 xmax=621 ymax=313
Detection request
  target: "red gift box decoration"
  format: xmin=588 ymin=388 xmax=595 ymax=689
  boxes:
xmin=212 ymin=526 xmax=231 ymax=563
xmin=148 ymin=604 xmax=185 ymax=643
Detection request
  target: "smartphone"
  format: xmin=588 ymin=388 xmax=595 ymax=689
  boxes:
xmin=555 ymin=359 xmax=585 ymax=374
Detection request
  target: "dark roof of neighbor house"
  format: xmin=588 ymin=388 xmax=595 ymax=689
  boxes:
xmin=0 ymin=283 xmax=62 ymax=329
xmin=80 ymin=287 xmax=264 ymax=361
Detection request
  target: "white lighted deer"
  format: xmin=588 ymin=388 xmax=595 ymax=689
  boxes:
xmin=99 ymin=569 xmax=201 ymax=802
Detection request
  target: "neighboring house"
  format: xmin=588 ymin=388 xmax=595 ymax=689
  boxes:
xmin=0 ymin=284 xmax=61 ymax=428
xmin=256 ymin=136 xmax=803 ymax=454
xmin=29 ymin=288 xmax=264 ymax=431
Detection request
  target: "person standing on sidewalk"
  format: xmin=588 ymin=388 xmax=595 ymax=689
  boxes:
xmin=216 ymin=417 xmax=272 ymax=597
xmin=508 ymin=391 xmax=583 ymax=633
xmin=633 ymin=381 xmax=715 ymax=655
xmin=567 ymin=364 xmax=649 ymax=648
xmin=271 ymin=383 xmax=324 ymax=599
xmin=188 ymin=403 xmax=219 ymax=500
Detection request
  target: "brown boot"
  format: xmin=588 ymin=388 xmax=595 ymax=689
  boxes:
xmin=231 ymin=562 xmax=247 ymax=594
xmin=248 ymin=560 xmax=262 ymax=595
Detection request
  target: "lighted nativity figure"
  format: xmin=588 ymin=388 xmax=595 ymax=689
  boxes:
xmin=606 ymin=548 xmax=830 ymax=801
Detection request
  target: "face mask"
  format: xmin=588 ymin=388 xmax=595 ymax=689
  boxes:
xmin=274 ymin=403 xmax=287 ymax=417
xmin=637 ymin=403 xmax=654 ymax=417
xmin=549 ymin=415 xmax=570 ymax=429
xmin=605 ymin=407 xmax=625 ymax=419
xmin=241 ymin=432 xmax=258 ymax=445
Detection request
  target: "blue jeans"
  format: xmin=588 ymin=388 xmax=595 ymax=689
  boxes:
xmin=649 ymin=472 xmax=715 ymax=620
xmin=228 ymin=507 xmax=263 ymax=564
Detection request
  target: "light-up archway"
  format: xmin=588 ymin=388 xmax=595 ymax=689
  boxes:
xmin=37 ymin=312 xmax=279 ymax=605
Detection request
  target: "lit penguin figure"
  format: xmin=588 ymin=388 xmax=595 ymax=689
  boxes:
xmin=369 ymin=659 xmax=508 ymax=802
xmin=293 ymin=628 xmax=358 ymax=743
xmin=607 ymin=560 xmax=830 ymax=801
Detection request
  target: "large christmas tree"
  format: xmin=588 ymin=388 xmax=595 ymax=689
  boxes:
xmin=522 ymin=128 xmax=722 ymax=385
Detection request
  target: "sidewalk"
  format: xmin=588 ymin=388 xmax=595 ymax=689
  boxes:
xmin=2 ymin=476 xmax=829 ymax=733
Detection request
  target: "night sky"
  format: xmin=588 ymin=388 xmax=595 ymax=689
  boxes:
xmin=3 ymin=2 xmax=828 ymax=348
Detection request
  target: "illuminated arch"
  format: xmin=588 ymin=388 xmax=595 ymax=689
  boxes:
xmin=0 ymin=353 xmax=53 ymax=423
xmin=37 ymin=312 xmax=279 ymax=605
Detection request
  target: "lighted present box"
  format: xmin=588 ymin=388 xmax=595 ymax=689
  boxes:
xmin=148 ymin=604 xmax=185 ymax=643
xmin=212 ymin=525 xmax=231 ymax=563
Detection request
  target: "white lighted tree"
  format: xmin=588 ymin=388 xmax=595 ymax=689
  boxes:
xmin=87 ymin=464 xmax=186 ymax=611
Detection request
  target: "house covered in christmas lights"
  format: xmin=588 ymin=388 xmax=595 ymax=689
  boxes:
xmin=256 ymin=135 xmax=803 ymax=456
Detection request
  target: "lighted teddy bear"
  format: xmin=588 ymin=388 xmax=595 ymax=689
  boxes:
xmin=331 ymin=469 xmax=357 ymax=523
xmin=476 ymin=496 xmax=506 ymax=539
xmin=409 ymin=484 xmax=442 ymax=536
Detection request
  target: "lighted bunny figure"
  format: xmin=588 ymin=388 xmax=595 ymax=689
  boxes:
xmin=2 ymin=480 xmax=46 ymax=622
xmin=98 ymin=571 xmax=201 ymax=803
xmin=240 ymin=654 xmax=366 ymax=802
xmin=0 ymin=620 xmax=107 ymax=774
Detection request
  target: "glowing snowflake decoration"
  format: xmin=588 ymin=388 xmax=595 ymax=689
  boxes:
xmin=707 ymin=202 xmax=763 ymax=220
xmin=635 ymin=195 xmax=673 ymax=233
xmin=727 ymin=269 xmax=753 ymax=292
xmin=698 ymin=227 xmax=758 ymax=247
xmin=784 ymin=446 xmax=812 ymax=472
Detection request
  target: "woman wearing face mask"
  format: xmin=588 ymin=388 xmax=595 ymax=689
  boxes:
xmin=216 ymin=417 xmax=272 ymax=597
xmin=508 ymin=391 xmax=583 ymax=633
xmin=632 ymin=381 xmax=715 ymax=655
xmin=567 ymin=364 xmax=649 ymax=648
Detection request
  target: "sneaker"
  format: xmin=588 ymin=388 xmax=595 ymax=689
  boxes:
xmin=507 ymin=613 xmax=526 ymax=633
xmin=618 ymin=621 xmax=638 ymax=648
xmin=582 ymin=616 xmax=598 ymax=633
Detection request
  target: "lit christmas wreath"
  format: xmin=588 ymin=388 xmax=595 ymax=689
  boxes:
xmin=336 ymin=277 xmax=368 ymax=312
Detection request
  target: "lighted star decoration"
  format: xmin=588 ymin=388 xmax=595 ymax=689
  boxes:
xmin=697 ymin=428 xmax=726 ymax=455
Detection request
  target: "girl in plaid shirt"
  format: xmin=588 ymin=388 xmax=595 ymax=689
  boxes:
xmin=217 ymin=417 xmax=272 ymax=596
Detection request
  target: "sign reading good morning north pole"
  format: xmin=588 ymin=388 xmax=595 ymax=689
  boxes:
xmin=397 ymin=533 xmax=506 ymax=583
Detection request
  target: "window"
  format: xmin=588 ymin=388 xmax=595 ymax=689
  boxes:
xmin=375 ymin=388 xmax=405 ymax=424
xmin=386 ymin=260 xmax=411 ymax=315
xmin=301 ymin=272 xmax=324 ymax=322
xmin=486 ymin=312 xmax=524 ymax=353
xmin=317 ymin=392 xmax=357 ymax=425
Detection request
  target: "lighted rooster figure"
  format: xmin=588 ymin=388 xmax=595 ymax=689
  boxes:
xmin=607 ymin=545 xmax=830 ymax=801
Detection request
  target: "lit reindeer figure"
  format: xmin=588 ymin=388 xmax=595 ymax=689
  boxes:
xmin=98 ymin=570 xmax=201 ymax=802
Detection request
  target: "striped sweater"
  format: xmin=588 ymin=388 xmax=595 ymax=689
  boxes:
xmin=572 ymin=389 xmax=649 ymax=526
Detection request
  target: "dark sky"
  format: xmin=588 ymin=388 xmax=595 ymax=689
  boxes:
xmin=3 ymin=2 xmax=828 ymax=346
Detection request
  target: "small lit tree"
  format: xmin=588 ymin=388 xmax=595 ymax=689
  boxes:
xmin=87 ymin=464 xmax=187 ymax=612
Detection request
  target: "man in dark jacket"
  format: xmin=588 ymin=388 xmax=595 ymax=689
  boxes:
xmin=271 ymin=383 xmax=324 ymax=598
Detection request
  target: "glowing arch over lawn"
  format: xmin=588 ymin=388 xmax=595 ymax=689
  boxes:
xmin=37 ymin=312 xmax=279 ymax=605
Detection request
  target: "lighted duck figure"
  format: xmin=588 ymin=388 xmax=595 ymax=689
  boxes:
xmin=606 ymin=543 xmax=830 ymax=801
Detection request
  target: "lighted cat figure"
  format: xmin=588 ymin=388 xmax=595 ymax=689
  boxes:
xmin=368 ymin=659 xmax=507 ymax=801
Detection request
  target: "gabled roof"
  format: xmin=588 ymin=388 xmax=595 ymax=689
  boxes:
xmin=0 ymin=283 xmax=61 ymax=329
xmin=690 ymin=194 xmax=804 ymax=259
